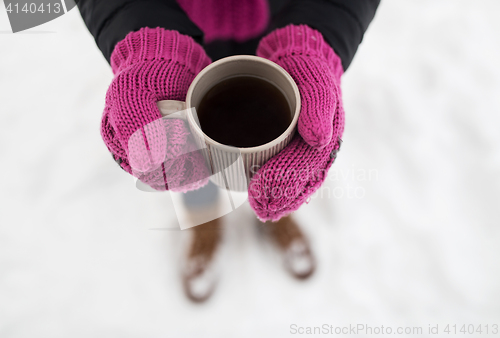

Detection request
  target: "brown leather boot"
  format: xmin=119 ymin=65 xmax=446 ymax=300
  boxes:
xmin=181 ymin=218 xmax=223 ymax=302
xmin=259 ymin=215 xmax=316 ymax=279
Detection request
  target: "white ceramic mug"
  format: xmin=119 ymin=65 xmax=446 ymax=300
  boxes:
xmin=157 ymin=55 xmax=301 ymax=191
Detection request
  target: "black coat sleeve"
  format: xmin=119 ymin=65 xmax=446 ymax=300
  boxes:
xmin=77 ymin=0 xmax=204 ymax=64
xmin=271 ymin=0 xmax=380 ymax=70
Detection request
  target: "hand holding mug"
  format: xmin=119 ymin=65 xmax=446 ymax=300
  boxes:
xmin=248 ymin=25 xmax=346 ymax=221
xmin=101 ymin=27 xmax=211 ymax=191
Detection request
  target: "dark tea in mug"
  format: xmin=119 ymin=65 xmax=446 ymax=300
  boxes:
xmin=197 ymin=76 xmax=292 ymax=148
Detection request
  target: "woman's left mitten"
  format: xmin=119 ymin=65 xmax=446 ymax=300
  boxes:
xmin=249 ymin=25 xmax=345 ymax=221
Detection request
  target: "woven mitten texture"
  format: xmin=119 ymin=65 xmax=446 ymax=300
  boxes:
xmin=102 ymin=27 xmax=212 ymax=191
xmin=176 ymin=0 xmax=269 ymax=43
xmin=249 ymin=24 xmax=345 ymax=221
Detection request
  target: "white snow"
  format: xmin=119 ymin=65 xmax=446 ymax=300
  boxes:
xmin=1 ymin=1 xmax=500 ymax=337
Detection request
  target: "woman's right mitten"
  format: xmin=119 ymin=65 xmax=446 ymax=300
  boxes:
xmin=102 ymin=27 xmax=212 ymax=191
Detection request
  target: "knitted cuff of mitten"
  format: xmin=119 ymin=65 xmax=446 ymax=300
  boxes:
xmin=256 ymin=24 xmax=344 ymax=81
xmin=110 ymin=27 xmax=211 ymax=75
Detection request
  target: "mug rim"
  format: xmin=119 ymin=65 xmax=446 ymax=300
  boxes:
xmin=185 ymin=55 xmax=301 ymax=154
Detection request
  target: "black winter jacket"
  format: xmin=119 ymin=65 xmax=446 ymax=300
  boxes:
xmin=77 ymin=0 xmax=380 ymax=71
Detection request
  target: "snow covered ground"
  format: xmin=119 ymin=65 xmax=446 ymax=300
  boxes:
xmin=1 ymin=1 xmax=500 ymax=337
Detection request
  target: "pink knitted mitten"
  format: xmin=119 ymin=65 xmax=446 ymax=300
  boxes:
xmin=249 ymin=24 xmax=345 ymax=221
xmin=102 ymin=27 xmax=212 ymax=191
xmin=176 ymin=0 xmax=269 ymax=43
